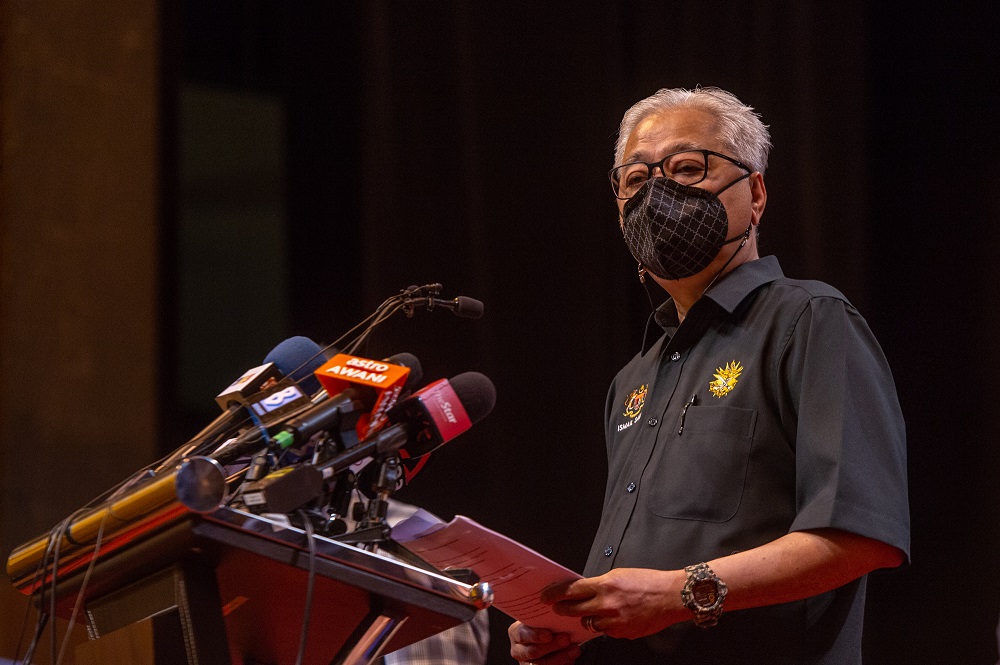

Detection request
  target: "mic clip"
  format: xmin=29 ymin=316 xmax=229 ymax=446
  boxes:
xmin=400 ymin=283 xmax=443 ymax=318
xmin=399 ymin=284 xmax=485 ymax=320
xmin=400 ymin=283 xmax=443 ymax=297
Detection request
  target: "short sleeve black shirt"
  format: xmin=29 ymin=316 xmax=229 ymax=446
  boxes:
xmin=581 ymin=256 xmax=909 ymax=664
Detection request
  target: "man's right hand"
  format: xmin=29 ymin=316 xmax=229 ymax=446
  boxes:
xmin=508 ymin=621 xmax=581 ymax=664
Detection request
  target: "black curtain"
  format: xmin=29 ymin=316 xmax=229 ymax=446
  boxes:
xmin=175 ymin=2 xmax=1000 ymax=662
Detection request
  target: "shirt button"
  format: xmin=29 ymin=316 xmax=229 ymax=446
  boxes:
xmin=604 ymin=546 xmax=614 ymax=557
xmin=647 ymin=417 xmax=658 ymax=426
xmin=626 ymin=482 xmax=636 ymax=493
xmin=670 ymin=351 xmax=681 ymax=362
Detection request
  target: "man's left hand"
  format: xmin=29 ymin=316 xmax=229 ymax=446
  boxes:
xmin=542 ymin=568 xmax=689 ymax=640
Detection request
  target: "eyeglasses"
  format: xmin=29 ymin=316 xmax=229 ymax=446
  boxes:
xmin=609 ymin=149 xmax=753 ymax=200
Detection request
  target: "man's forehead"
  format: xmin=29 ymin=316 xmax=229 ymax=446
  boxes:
xmin=622 ymin=108 xmax=721 ymax=163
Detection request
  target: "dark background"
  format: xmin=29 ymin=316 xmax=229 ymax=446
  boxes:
xmin=2 ymin=2 xmax=999 ymax=663
xmin=167 ymin=2 xmax=1000 ymax=662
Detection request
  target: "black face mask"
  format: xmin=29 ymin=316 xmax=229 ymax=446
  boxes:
xmin=621 ymin=174 xmax=751 ymax=281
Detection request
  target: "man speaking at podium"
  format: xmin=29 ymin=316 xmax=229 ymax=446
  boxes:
xmin=509 ymin=87 xmax=909 ymax=663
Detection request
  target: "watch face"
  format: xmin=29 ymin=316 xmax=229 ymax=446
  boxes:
xmin=692 ymin=579 xmax=718 ymax=606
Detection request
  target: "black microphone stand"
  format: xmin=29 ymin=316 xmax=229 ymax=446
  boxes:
xmin=330 ymin=457 xmax=448 ymax=576
xmin=333 ymin=456 xmax=400 ymax=549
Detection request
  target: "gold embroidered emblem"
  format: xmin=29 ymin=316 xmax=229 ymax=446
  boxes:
xmin=623 ymin=384 xmax=648 ymax=418
xmin=709 ymin=361 xmax=743 ymax=398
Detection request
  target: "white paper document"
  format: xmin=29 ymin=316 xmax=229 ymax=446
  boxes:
xmin=393 ymin=511 xmax=595 ymax=644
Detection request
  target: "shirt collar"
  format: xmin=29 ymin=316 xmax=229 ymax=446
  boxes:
xmin=700 ymin=255 xmax=784 ymax=314
xmin=643 ymin=256 xmax=785 ymax=353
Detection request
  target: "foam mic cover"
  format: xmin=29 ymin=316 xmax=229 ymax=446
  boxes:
xmin=264 ymin=336 xmax=328 ymax=395
xmin=388 ymin=352 xmax=423 ymax=393
xmin=452 ymin=296 xmax=485 ymax=319
xmin=443 ymin=372 xmax=495 ymax=424
xmin=389 ymin=371 xmax=496 ymax=458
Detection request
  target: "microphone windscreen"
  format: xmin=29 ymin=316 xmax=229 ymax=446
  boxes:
xmin=264 ymin=336 xmax=326 ymax=395
xmin=447 ymin=372 xmax=496 ymax=424
xmin=386 ymin=352 xmax=423 ymax=391
xmin=454 ymin=296 xmax=485 ymax=319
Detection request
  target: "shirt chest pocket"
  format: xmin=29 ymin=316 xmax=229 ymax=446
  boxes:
xmin=644 ymin=405 xmax=758 ymax=523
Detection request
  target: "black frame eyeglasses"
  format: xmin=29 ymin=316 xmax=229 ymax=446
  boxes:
xmin=609 ymin=149 xmax=753 ymax=200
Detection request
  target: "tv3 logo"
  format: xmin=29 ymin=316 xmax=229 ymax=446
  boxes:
xmin=253 ymin=385 xmax=304 ymax=414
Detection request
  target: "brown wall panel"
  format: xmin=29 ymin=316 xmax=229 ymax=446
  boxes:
xmin=0 ymin=0 xmax=160 ymax=656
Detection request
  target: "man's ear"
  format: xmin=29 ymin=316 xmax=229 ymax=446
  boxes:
xmin=750 ymin=172 xmax=767 ymax=225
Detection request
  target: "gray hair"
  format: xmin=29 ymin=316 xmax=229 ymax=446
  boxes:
xmin=613 ymin=87 xmax=772 ymax=174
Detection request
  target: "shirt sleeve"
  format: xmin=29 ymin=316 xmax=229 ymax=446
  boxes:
xmin=382 ymin=609 xmax=490 ymax=665
xmin=778 ymin=295 xmax=910 ymax=562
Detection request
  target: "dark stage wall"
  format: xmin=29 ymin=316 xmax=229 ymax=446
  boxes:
xmin=2 ymin=2 xmax=999 ymax=663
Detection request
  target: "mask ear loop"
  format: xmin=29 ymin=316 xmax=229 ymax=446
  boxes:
xmin=713 ymin=171 xmax=752 ymax=197
xmin=699 ymin=171 xmax=755 ymax=297
xmin=637 ymin=262 xmax=665 ymax=313
xmin=701 ymin=223 xmax=752 ymax=297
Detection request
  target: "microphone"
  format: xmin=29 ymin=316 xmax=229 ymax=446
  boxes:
xmin=319 ymin=371 xmax=496 ymax=476
xmin=240 ymin=371 xmax=495 ymax=514
xmin=313 ymin=352 xmax=416 ymax=439
xmin=212 ymin=336 xmax=328 ymax=419
xmin=213 ymin=352 xmax=421 ymax=465
xmin=430 ymin=296 xmax=484 ymax=319
xmin=355 ymin=371 xmax=494 ymax=492
xmin=156 ymin=336 xmax=327 ymax=472
xmin=262 ymin=335 xmax=331 ymax=396
xmin=399 ymin=284 xmax=485 ymax=319
xmin=379 ymin=352 xmax=423 ymax=395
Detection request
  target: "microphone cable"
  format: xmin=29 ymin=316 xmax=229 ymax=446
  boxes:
xmin=17 ymin=508 xmax=77 ymax=665
xmin=13 ymin=537 xmax=54 ymax=665
xmin=55 ymin=511 xmax=109 ymax=665
xmin=17 ymin=488 xmax=137 ymax=665
xmin=294 ymin=510 xmax=318 ymax=665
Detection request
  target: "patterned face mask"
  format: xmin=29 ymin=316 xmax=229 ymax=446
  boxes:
xmin=620 ymin=175 xmax=750 ymax=280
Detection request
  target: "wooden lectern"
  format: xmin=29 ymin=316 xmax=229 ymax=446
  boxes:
xmin=6 ymin=457 xmax=490 ymax=665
